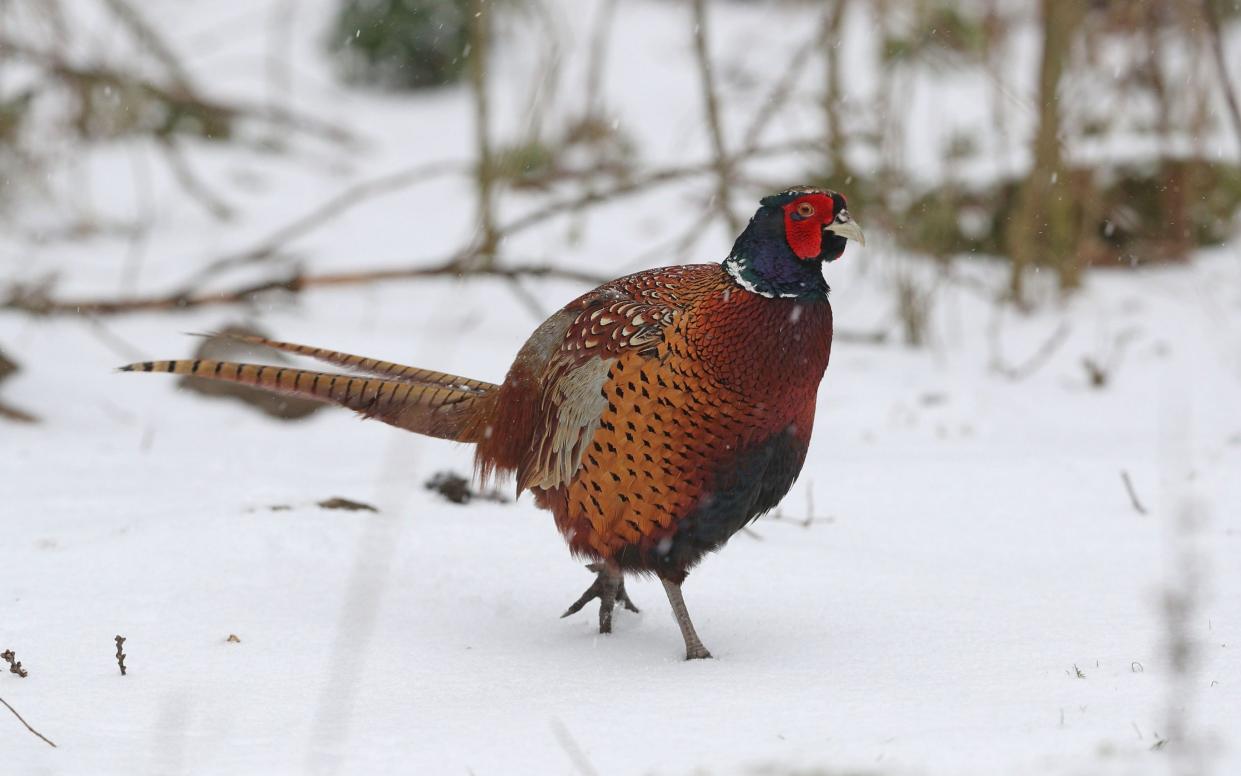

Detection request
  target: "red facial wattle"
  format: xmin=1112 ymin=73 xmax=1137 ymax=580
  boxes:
xmin=782 ymin=193 xmax=836 ymax=260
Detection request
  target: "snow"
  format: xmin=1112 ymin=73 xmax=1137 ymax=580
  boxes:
xmin=2 ymin=1 xmax=1240 ymax=774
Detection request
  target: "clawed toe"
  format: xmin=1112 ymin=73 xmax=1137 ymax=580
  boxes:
xmin=560 ymin=563 xmax=639 ymax=633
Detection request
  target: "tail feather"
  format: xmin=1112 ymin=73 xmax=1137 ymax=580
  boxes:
xmin=120 ymin=358 xmax=494 ymax=442
xmin=204 ymin=332 xmax=495 ymax=394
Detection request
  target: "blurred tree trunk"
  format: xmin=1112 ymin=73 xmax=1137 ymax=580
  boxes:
xmin=1006 ymin=0 xmax=1084 ymax=306
xmin=470 ymin=0 xmax=498 ymax=267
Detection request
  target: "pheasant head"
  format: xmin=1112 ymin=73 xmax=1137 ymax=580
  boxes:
xmin=724 ymin=187 xmax=864 ymax=299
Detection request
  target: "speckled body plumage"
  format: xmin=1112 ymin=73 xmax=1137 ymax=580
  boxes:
xmin=122 ymin=187 xmax=863 ymax=659
xmin=495 ymin=264 xmax=834 ymax=580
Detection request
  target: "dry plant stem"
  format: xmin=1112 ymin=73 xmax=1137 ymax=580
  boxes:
xmin=115 ymin=635 xmax=127 ymax=675
xmin=1121 ymin=470 xmax=1148 ymax=515
xmin=469 ymin=0 xmax=499 ymax=267
xmin=0 ymin=697 xmax=57 ymax=748
xmin=583 ymin=0 xmax=619 ymax=120
xmin=690 ymin=0 xmax=741 ymax=237
xmin=822 ymin=0 xmax=850 ymax=176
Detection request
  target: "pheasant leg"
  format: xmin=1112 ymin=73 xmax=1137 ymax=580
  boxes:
xmin=560 ymin=562 xmax=639 ymax=634
xmin=661 ymin=579 xmax=712 ymax=660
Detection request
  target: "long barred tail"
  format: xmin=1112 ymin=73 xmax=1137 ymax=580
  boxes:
xmin=120 ymin=341 xmax=497 ymax=443
xmin=201 ymin=332 xmax=496 ymax=394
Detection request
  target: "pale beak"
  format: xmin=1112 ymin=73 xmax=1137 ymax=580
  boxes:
xmin=826 ymin=211 xmax=866 ymax=247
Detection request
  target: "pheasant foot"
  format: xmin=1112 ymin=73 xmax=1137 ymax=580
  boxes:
xmin=560 ymin=562 xmax=639 ymax=634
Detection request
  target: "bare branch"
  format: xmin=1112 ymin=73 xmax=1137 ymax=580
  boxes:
xmin=178 ymin=160 xmax=466 ymax=291
xmin=0 ymin=35 xmax=353 ymax=145
xmin=5 ymin=260 xmax=608 ymax=316
xmin=2 ymin=138 xmax=826 ymax=319
xmin=740 ymin=7 xmax=836 ymax=154
xmin=496 ymin=139 xmax=817 ymax=238
xmin=468 ymin=0 xmax=499 ymax=267
xmin=689 ymin=0 xmax=741 ymax=235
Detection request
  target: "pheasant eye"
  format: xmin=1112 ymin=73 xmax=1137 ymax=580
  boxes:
xmin=795 ymin=202 xmax=815 ymax=218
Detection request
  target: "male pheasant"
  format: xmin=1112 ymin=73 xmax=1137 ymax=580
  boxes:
xmin=122 ymin=187 xmax=864 ymax=659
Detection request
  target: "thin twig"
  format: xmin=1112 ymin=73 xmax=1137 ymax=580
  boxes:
xmin=582 ymin=0 xmax=619 ymax=120
xmin=1121 ymin=470 xmax=1148 ymax=515
xmin=468 ymin=0 xmax=499 ymax=267
xmin=504 ymin=276 xmax=548 ymax=320
xmin=0 ymin=696 xmax=57 ymax=748
xmin=155 ymin=135 xmax=235 ymax=221
xmin=990 ymin=321 xmax=1071 ymax=381
xmin=115 ymin=635 xmax=127 ymax=676
xmin=496 ymin=138 xmax=816 ymax=238
xmin=689 ymin=0 xmax=741 ymax=236
xmin=179 ymin=160 xmax=465 ymax=290
xmin=0 ymin=35 xmax=352 ymax=145
xmin=100 ymin=0 xmax=196 ymax=91
xmin=740 ymin=8 xmax=835 ymax=154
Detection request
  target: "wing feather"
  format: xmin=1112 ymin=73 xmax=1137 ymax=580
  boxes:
xmin=515 ymin=295 xmax=678 ymax=491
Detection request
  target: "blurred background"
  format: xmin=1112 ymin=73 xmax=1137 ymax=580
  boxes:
xmin=1 ymin=0 xmax=1237 ymax=341
xmin=1 ymin=1 xmax=1239 ymax=773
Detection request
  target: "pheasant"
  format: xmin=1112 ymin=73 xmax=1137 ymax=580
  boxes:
xmin=121 ymin=187 xmax=864 ymax=659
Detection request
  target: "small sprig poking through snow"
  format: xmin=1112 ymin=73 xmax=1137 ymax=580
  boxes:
xmin=115 ymin=636 xmax=127 ymax=676
xmin=1120 ymin=470 xmax=1148 ymax=515
xmin=1 ymin=650 xmax=28 ymax=678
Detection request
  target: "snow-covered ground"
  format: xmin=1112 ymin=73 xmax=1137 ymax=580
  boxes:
xmin=2 ymin=2 xmax=1240 ymax=774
